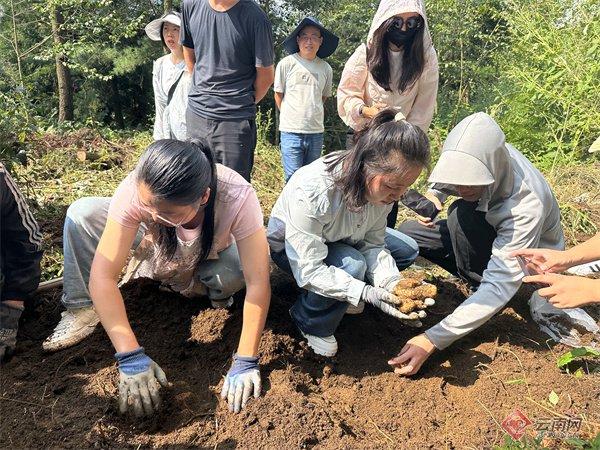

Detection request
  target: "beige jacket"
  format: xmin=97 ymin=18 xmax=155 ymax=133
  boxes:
xmin=337 ymin=0 xmax=438 ymax=132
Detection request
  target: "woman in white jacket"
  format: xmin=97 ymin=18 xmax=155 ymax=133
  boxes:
xmin=393 ymin=112 xmax=565 ymax=375
xmin=145 ymin=11 xmax=190 ymax=140
xmin=267 ymin=109 xmax=432 ymax=358
xmin=337 ymin=0 xmax=439 ymax=227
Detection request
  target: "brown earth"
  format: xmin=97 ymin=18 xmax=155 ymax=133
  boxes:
xmin=1 ymin=270 xmax=599 ymax=449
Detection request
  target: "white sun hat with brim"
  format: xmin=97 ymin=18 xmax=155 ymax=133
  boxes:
xmin=589 ymin=136 xmax=600 ymax=153
xmin=428 ymin=151 xmax=495 ymax=186
xmin=145 ymin=12 xmax=181 ymax=41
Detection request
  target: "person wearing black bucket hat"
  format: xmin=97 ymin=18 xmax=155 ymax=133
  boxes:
xmin=274 ymin=17 xmax=338 ymax=182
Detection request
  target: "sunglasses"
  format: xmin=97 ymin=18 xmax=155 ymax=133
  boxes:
xmin=389 ymin=16 xmax=423 ymax=31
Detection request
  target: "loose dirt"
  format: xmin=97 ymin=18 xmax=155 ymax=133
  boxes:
xmin=1 ymin=270 xmax=599 ymax=449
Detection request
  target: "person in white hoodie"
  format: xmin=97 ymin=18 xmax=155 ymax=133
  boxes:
xmin=337 ymin=0 xmax=439 ymax=228
xmin=390 ymin=112 xmax=565 ymax=376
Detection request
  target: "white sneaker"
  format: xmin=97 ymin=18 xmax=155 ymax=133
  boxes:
xmin=210 ymin=296 xmax=234 ymax=309
xmin=567 ymin=260 xmax=600 ymax=276
xmin=299 ymin=329 xmax=338 ymax=357
xmin=345 ymin=301 xmax=365 ymax=315
xmin=42 ymin=307 xmax=100 ymax=352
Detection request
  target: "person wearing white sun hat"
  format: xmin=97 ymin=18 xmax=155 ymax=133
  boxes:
xmin=145 ymin=10 xmax=190 ymax=141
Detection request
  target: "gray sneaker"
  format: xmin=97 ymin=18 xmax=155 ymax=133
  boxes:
xmin=42 ymin=306 xmax=99 ymax=352
xmin=0 ymin=303 xmax=24 ymax=362
xmin=210 ymin=296 xmax=234 ymax=309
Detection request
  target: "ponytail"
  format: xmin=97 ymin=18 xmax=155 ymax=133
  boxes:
xmin=136 ymin=138 xmax=217 ymax=265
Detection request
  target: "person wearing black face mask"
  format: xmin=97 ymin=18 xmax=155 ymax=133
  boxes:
xmin=386 ymin=15 xmax=423 ymax=47
xmin=338 ymin=0 xmax=439 ymax=230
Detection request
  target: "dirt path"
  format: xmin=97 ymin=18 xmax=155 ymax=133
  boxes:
xmin=1 ymin=271 xmax=599 ymax=448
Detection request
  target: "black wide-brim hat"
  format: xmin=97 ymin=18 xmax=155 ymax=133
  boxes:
xmin=282 ymin=17 xmax=339 ymax=59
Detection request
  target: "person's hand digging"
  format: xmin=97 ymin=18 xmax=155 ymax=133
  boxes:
xmin=388 ymin=334 xmax=436 ymax=376
xmin=221 ymin=353 xmax=261 ymax=413
xmin=115 ymin=347 xmax=169 ymax=418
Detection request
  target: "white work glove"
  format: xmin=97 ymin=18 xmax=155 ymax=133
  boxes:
xmin=360 ymin=285 xmax=423 ymax=327
xmin=115 ymin=347 xmax=169 ymax=417
xmin=221 ymin=353 xmax=261 ymax=413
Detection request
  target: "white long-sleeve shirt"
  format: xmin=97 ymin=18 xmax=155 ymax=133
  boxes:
xmin=267 ymin=157 xmax=400 ymax=306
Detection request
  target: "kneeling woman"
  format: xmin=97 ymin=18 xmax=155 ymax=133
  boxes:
xmin=44 ymin=140 xmax=271 ymax=415
xmin=267 ymin=109 xmax=430 ymax=357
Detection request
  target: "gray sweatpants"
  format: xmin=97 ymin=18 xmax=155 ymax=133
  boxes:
xmin=61 ymin=197 xmax=245 ymax=309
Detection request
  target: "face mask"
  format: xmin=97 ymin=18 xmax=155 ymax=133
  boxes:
xmin=386 ymin=28 xmax=417 ymax=47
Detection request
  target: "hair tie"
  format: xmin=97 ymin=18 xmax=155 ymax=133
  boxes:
xmin=394 ymin=111 xmax=407 ymax=123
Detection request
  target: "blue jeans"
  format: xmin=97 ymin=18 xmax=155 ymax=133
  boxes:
xmin=271 ymin=228 xmax=419 ymax=337
xmin=62 ymin=197 xmax=246 ymax=309
xmin=279 ymin=132 xmax=324 ymax=182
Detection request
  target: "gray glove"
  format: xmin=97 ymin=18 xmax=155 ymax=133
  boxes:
xmin=115 ymin=347 xmax=169 ymax=417
xmin=360 ymin=285 xmax=422 ymax=327
xmin=0 ymin=302 xmax=24 ymax=362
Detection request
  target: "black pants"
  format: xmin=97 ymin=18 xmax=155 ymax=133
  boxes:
xmin=346 ymin=127 xmax=398 ymax=228
xmin=398 ymin=199 xmax=496 ymax=287
xmin=186 ymin=111 xmax=257 ymax=182
xmin=0 ymin=167 xmax=43 ymax=304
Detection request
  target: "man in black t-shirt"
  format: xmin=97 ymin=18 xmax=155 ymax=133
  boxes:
xmin=181 ymin=0 xmax=275 ymax=181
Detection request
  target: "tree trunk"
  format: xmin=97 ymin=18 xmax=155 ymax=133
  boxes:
xmin=50 ymin=5 xmax=74 ymax=122
xmin=110 ymin=77 xmax=125 ymax=129
xmin=163 ymin=0 xmax=173 ymax=13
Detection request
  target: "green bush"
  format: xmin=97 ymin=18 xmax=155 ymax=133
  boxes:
xmin=0 ymin=89 xmax=36 ymax=167
xmin=494 ymin=0 xmax=600 ymax=168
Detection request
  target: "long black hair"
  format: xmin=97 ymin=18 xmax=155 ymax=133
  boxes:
xmin=159 ymin=9 xmax=181 ymax=51
xmin=135 ymin=138 xmax=217 ymax=265
xmin=326 ymin=108 xmax=430 ymax=211
xmin=367 ymin=16 xmax=426 ymax=92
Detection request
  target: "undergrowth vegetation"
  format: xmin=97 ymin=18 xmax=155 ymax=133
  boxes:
xmin=11 ymin=118 xmax=599 ymax=282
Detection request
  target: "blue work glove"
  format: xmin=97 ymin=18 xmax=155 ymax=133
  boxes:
xmin=115 ymin=347 xmax=169 ymax=417
xmin=221 ymin=353 xmax=261 ymax=413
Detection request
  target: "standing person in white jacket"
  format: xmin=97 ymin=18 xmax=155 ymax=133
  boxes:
xmin=267 ymin=109 xmax=433 ymax=357
xmin=145 ymin=11 xmax=190 ymax=140
xmin=337 ymin=0 xmax=439 ymax=228
xmin=392 ymin=112 xmax=565 ymax=376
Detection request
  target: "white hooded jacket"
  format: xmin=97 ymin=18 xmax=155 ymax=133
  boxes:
xmin=425 ymin=112 xmax=565 ymax=349
xmin=337 ymin=0 xmax=439 ymax=132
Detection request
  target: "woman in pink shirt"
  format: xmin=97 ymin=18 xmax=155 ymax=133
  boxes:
xmin=43 ymin=139 xmax=271 ymax=417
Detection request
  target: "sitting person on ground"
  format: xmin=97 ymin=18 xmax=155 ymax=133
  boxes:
xmin=267 ymin=109 xmax=431 ymax=358
xmin=43 ymin=139 xmax=271 ymax=415
xmin=274 ymin=16 xmax=337 ymax=182
xmin=393 ymin=112 xmax=565 ymax=376
xmin=512 ymin=233 xmax=600 ymax=309
xmin=145 ymin=10 xmax=190 ymax=140
xmin=0 ymin=163 xmax=43 ymax=362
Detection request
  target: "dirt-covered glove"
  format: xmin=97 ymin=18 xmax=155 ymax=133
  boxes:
xmin=221 ymin=353 xmax=261 ymax=413
xmin=360 ymin=285 xmax=422 ymax=327
xmin=115 ymin=347 xmax=169 ymax=417
xmin=0 ymin=303 xmax=24 ymax=362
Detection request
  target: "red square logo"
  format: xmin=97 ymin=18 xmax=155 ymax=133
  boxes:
xmin=501 ymin=409 xmax=532 ymax=440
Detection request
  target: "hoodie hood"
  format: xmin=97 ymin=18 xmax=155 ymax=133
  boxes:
xmin=367 ymin=0 xmax=433 ymax=50
xmin=429 ymin=112 xmax=514 ymax=208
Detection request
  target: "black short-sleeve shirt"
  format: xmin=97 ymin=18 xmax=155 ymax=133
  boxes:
xmin=181 ymin=0 xmax=274 ymax=120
